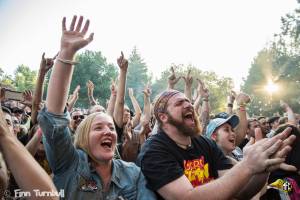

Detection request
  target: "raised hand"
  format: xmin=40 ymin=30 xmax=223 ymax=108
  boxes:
xmin=168 ymin=67 xmax=181 ymax=88
xmin=228 ymin=90 xmax=236 ymax=104
xmin=143 ymin=83 xmax=151 ymax=97
xmin=128 ymin=88 xmax=134 ymax=98
xmin=117 ymin=51 xmax=128 ymax=71
xmin=22 ymin=90 xmax=33 ymax=103
xmin=243 ymin=127 xmax=296 ymax=174
xmin=60 ymin=15 xmax=94 ymax=54
xmin=73 ymin=85 xmax=80 ymax=100
xmin=86 ymin=80 xmax=94 ymax=96
xmin=182 ymin=69 xmax=193 ymax=87
xmin=196 ymin=79 xmax=209 ymax=98
xmin=122 ymin=120 xmax=140 ymax=162
xmin=236 ymin=92 xmax=251 ymax=106
xmin=39 ymin=52 xmax=58 ymax=74
xmin=110 ymin=79 xmax=117 ymax=95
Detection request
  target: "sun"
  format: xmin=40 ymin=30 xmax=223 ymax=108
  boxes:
xmin=265 ymin=80 xmax=278 ymax=94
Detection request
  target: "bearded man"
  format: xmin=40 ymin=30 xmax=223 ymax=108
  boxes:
xmin=137 ymin=90 xmax=296 ymax=200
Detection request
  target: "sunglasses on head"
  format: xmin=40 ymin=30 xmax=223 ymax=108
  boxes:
xmin=72 ymin=115 xmax=84 ymax=120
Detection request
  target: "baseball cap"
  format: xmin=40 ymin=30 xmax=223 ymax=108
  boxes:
xmin=206 ymin=115 xmax=239 ymax=138
xmin=214 ymin=112 xmax=230 ymax=119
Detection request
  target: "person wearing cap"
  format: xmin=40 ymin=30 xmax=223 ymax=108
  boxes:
xmin=38 ymin=16 xmax=155 ymax=199
xmin=138 ymin=89 xmax=296 ymax=200
xmin=266 ymin=116 xmax=280 ymax=138
xmin=206 ymin=115 xmax=240 ymax=159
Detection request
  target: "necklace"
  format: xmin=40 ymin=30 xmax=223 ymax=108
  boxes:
xmin=175 ymin=137 xmax=192 ymax=149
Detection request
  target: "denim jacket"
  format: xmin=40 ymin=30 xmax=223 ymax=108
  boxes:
xmin=38 ymin=107 xmax=156 ymax=200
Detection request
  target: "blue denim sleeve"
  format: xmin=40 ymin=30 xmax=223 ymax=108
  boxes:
xmin=137 ymin=171 xmax=157 ymax=200
xmin=38 ymin=107 xmax=79 ymax=174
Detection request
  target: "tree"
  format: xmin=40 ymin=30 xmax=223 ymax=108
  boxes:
xmin=242 ymin=4 xmax=300 ymax=116
xmin=152 ymin=64 xmax=234 ymax=114
xmin=14 ymin=65 xmax=37 ymax=91
xmin=69 ymin=50 xmax=118 ymax=108
xmin=126 ymin=47 xmax=151 ymax=108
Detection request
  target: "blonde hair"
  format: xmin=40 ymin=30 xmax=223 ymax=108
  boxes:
xmin=74 ymin=112 xmax=104 ymax=161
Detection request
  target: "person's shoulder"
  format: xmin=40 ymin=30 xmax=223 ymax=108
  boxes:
xmin=137 ymin=131 xmax=174 ymax=166
xmin=114 ymin=159 xmax=140 ymax=170
xmin=142 ymin=131 xmax=172 ymax=152
xmin=113 ymin=159 xmax=142 ymax=180
xmin=193 ymin=135 xmax=217 ymax=147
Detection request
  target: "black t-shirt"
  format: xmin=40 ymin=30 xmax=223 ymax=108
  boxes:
xmin=137 ymin=129 xmax=233 ymax=199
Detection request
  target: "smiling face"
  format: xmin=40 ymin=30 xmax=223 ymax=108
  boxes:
xmin=162 ymin=93 xmax=201 ymax=137
xmin=88 ymin=113 xmax=117 ymax=163
xmin=212 ymin=123 xmax=236 ymax=155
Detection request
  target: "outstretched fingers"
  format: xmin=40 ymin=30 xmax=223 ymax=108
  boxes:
xmin=62 ymin=17 xmax=66 ymax=31
xmin=75 ymin=16 xmax=83 ymax=32
xmin=69 ymin=15 xmax=77 ymax=31
xmin=265 ymin=140 xmax=282 ymax=157
xmin=81 ymin=19 xmax=90 ymax=35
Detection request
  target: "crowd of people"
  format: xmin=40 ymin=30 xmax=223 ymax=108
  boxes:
xmin=0 ymin=15 xmax=299 ymax=200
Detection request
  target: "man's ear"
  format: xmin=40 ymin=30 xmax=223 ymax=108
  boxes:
xmin=211 ymin=132 xmax=217 ymax=141
xmin=158 ymin=113 xmax=168 ymax=123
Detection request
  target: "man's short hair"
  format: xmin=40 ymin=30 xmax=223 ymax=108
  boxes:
xmin=267 ymin=116 xmax=280 ymax=124
xmin=247 ymin=118 xmax=257 ymax=128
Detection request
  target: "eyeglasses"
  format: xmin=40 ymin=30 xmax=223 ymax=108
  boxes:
xmin=72 ymin=115 xmax=84 ymax=120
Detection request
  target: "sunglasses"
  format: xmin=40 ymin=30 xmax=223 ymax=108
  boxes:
xmin=72 ymin=115 xmax=84 ymax=120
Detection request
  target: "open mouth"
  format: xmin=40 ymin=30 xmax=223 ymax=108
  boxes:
xmin=101 ymin=140 xmax=112 ymax=149
xmin=184 ymin=112 xmax=194 ymax=120
xmin=228 ymin=139 xmax=235 ymax=144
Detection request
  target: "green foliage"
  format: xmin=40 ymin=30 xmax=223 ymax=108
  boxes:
xmin=152 ymin=64 xmax=234 ymax=114
xmin=70 ymin=50 xmax=118 ymax=108
xmin=14 ymin=65 xmax=37 ymax=91
xmin=242 ymin=7 xmax=300 ymax=116
xmin=126 ymin=47 xmax=151 ymax=109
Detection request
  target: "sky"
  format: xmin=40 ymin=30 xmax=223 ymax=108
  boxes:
xmin=0 ymin=0 xmax=298 ymax=90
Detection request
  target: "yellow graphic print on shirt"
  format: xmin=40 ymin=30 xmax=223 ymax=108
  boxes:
xmin=183 ymin=156 xmax=214 ymax=187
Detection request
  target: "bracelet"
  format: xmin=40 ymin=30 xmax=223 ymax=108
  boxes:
xmin=227 ymin=103 xmax=233 ymax=107
xmin=237 ymin=102 xmax=247 ymax=107
xmin=57 ymin=57 xmax=79 ymax=65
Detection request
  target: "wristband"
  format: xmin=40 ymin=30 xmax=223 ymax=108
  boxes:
xmin=227 ymin=103 xmax=233 ymax=108
xmin=57 ymin=57 xmax=79 ymax=65
xmin=237 ymin=102 xmax=247 ymax=107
